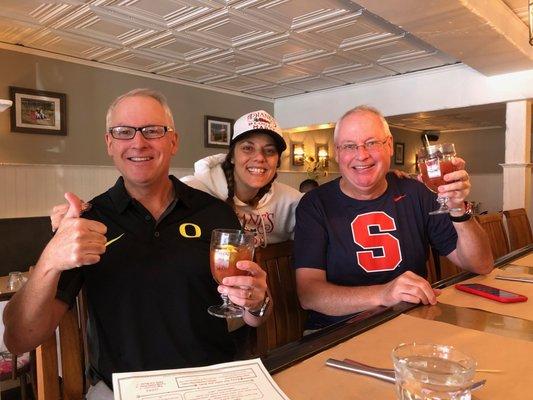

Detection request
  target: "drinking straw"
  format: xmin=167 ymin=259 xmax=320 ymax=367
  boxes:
xmin=423 ymin=134 xmax=431 ymax=149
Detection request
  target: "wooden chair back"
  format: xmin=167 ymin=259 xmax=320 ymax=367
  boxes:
xmin=0 ymin=352 xmax=32 ymax=399
xmin=428 ymin=246 xmax=462 ymax=283
xmin=503 ymin=208 xmax=533 ymax=251
xmin=35 ymin=292 xmax=87 ymax=400
xmin=475 ymin=212 xmax=510 ymax=260
xmin=253 ymin=240 xmax=306 ymax=356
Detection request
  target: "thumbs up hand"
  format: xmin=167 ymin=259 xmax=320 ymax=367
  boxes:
xmin=41 ymin=192 xmax=107 ymax=272
xmin=51 ymin=192 xmax=92 ymax=232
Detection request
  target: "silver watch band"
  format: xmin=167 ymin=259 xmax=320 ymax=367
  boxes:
xmin=248 ymin=295 xmax=270 ymax=317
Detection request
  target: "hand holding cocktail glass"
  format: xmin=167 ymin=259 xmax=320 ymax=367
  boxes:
xmin=417 ymin=144 xmax=470 ymax=215
xmin=208 ymin=229 xmax=268 ymax=319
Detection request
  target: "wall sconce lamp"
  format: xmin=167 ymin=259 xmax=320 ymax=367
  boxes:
xmin=0 ymin=99 xmax=12 ymax=113
xmin=292 ymin=143 xmax=305 ymax=166
xmin=316 ymin=144 xmax=329 ymax=168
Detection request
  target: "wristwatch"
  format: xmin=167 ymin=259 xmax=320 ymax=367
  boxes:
xmin=450 ymin=202 xmax=473 ymax=223
xmin=248 ymin=295 xmax=270 ymax=318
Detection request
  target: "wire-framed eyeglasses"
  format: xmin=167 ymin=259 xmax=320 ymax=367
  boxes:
xmin=336 ymin=137 xmax=390 ymax=153
xmin=108 ymin=125 xmax=173 ymax=140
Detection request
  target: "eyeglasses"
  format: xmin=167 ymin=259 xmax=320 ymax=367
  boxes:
xmin=336 ymin=137 xmax=389 ymax=153
xmin=108 ymin=125 xmax=173 ymax=140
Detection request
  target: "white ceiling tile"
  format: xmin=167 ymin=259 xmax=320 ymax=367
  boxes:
xmin=23 ymin=29 xmax=111 ymax=58
xmin=326 ymin=64 xmax=395 ymax=83
xmin=245 ymin=64 xmax=310 ymax=84
xmin=160 ymin=64 xmax=227 ymax=82
xmin=287 ymin=52 xmax=357 ymax=74
xmin=351 ymin=38 xmax=426 ymax=63
xmin=103 ymin=51 xmax=169 ymax=71
xmin=241 ymin=33 xmax=328 ymax=63
xmin=380 ymin=52 xmax=456 ymax=74
xmin=177 ymin=7 xmax=278 ymax=48
xmin=0 ymin=0 xmax=78 ymax=25
xmin=206 ymin=75 xmax=267 ymax=91
xmin=131 ymin=32 xmax=220 ymax=62
xmin=240 ymin=0 xmax=354 ymax=30
xmin=0 ymin=0 xmax=473 ymax=99
xmin=244 ymin=84 xmax=305 ymax=99
xmin=283 ymin=75 xmax=345 ymax=92
xmin=0 ymin=17 xmax=43 ymax=44
xmin=194 ymin=49 xmax=273 ymax=73
xmin=300 ymin=11 xmax=401 ymax=51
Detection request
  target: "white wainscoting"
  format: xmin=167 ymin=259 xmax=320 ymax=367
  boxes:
xmin=0 ymin=163 xmax=502 ymax=218
xmin=0 ymin=164 xmax=193 ymax=218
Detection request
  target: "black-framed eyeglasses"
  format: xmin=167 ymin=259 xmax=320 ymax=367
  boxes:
xmin=108 ymin=125 xmax=173 ymax=140
xmin=336 ymin=137 xmax=390 ymax=153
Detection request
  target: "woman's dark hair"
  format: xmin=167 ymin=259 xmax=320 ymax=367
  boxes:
xmin=221 ymin=139 xmax=281 ymax=209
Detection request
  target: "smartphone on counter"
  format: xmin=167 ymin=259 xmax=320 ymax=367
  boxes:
xmin=455 ymin=283 xmax=528 ymax=303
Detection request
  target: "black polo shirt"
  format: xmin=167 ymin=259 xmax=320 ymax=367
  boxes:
xmin=56 ymin=175 xmax=241 ymax=387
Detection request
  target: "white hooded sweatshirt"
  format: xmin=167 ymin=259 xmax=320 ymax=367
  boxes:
xmin=181 ymin=154 xmax=302 ymax=247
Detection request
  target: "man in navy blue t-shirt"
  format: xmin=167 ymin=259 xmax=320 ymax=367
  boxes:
xmin=294 ymin=106 xmax=493 ymax=330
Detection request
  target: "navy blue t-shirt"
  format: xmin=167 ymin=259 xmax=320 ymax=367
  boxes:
xmin=294 ymin=173 xmax=457 ymax=329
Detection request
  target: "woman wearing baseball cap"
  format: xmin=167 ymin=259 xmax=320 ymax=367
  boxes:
xmin=182 ymin=110 xmax=302 ymax=247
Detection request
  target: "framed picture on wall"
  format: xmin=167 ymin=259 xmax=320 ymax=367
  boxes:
xmin=204 ymin=115 xmax=233 ymax=148
xmin=394 ymin=142 xmax=405 ymax=165
xmin=9 ymin=86 xmax=67 ymax=135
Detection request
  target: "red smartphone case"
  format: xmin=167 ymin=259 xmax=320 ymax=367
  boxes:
xmin=455 ymin=283 xmax=528 ymax=303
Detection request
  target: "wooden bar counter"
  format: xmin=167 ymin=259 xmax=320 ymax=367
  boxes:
xmin=263 ymin=245 xmax=533 ymax=399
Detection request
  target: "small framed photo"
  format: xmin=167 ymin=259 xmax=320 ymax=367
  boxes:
xmin=394 ymin=142 xmax=405 ymax=165
xmin=9 ymin=86 xmax=67 ymax=135
xmin=204 ymin=115 xmax=233 ymax=148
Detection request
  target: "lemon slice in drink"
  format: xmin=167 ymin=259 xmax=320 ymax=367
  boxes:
xmin=220 ymin=244 xmax=238 ymax=253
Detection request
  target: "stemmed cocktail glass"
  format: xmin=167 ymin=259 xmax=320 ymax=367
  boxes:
xmin=417 ymin=143 xmax=462 ymax=215
xmin=208 ymin=229 xmax=255 ymax=318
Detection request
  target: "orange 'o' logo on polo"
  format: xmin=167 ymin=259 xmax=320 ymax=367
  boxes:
xmin=179 ymin=223 xmax=201 ymax=238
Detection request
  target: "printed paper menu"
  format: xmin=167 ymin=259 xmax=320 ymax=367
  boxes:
xmin=112 ymin=358 xmax=290 ymax=400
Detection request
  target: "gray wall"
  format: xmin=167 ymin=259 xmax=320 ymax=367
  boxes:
xmin=390 ymin=126 xmax=505 ymax=212
xmin=390 ymin=127 xmax=505 ymax=175
xmin=0 ymin=49 xmax=273 ymax=167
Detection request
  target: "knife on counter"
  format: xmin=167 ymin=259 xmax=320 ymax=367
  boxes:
xmin=495 ymin=275 xmax=533 ymax=283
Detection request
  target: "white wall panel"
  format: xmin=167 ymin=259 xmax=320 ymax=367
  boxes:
xmin=0 ymin=164 xmax=192 ymax=218
xmin=0 ymin=164 xmax=499 ymax=218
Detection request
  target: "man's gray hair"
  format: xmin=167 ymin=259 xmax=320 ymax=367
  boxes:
xmin=333 ymin=105 xmax=392 ymax=143
xmin=105 ymin=88 xmax=175 ymax=130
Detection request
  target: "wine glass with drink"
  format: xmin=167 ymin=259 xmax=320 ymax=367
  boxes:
xmin=208 ymin=229 xmax=255 ymax=318
xmin=417 ymin=143 xmax=462 ymax=215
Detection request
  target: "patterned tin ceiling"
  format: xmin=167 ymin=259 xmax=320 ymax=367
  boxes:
xmin=0 ymin=0 xmax=459 ymax=99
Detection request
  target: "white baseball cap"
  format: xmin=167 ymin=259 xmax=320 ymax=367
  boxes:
xmin=232 ymin=110 xmax=287 ymax=153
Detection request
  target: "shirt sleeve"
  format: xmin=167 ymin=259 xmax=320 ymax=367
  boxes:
xmin=293 ymin=192 xmax=329 ymax=270
xmin=56 ymin=267 xmax=84 ymax=307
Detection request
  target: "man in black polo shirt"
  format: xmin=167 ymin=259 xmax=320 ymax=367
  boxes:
xmin=4 ymin=89 xmax=271 ymax=397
